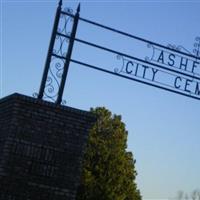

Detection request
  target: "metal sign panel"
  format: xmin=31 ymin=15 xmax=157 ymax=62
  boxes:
xmin=38 ymin=0 xmax=200 ymax=103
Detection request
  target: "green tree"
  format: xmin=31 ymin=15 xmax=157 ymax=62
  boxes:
xmin=76 ymin=107 xmax=141 ymax=200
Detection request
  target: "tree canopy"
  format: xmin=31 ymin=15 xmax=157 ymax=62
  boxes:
xmin=76 ymin=107 xmax=141 ymax=200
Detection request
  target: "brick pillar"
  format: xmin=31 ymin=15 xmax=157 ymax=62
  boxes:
xmin=0 ymin=93 xmax=95 ymax=200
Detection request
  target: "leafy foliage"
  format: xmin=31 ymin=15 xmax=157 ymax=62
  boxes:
xmin=76 ymin=107 xmax=141 ymax=200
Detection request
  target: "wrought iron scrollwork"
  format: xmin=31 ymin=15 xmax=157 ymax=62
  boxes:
xmin=167 ymin=44 xmax=191 ymax=54
xmin=53 ymin=34 xmax=69 ymax=58
xmin=37 ymin=5 xmax=76 ymax=103
xmin=145 ymin=43 xmax=156 ymax=62
xmin=114 ymin=54 xmax=125 ymax=74
xmin=145 ymin=37 xmax=200 ymax=65
xmin=41 ymin=8 xmax=75 ymax=102
xmin=33 ymin=93 xmax=39 ymax=98
xmin=59 ymin=8 xmax=73 ymax=36
xmin=54 ymin=8 xmax=74 ymax=57
xmin=167 ymin=37 xmax=200 ymax=58
xmin=63 ymin=7 xmax=73 ymax=15
xmin=43 ymin=57 xmax=65 ymax=102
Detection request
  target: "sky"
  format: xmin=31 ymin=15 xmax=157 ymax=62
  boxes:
xmin=1 ymin=0 xmax=200 ymax=199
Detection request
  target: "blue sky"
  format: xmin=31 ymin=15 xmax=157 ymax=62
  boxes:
xmin=1 ymin=0 xmax=200 ymax=199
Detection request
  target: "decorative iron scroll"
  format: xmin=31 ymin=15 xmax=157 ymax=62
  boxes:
xmin=43 ymin=57 xmax=64 ymax=102
xmin=43 ymin=10 xmax=74 ymax=103
xmin=37 ymin=0 xmax=199 ymax=102
xmin=114 ymin=41 xmax=200 ymax=100
xmin=167 ymin=36 xmax=200 ymax=58
xmin=38 ymin=0 xmax=80 ymax=104
xmin=145 ymin=37 xmax=200 ymax=77
xmin=69 ymin=32 xmax=200 ymax=101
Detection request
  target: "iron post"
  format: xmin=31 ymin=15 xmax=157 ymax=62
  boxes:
xmin=56 ymin=3 xmax=80 ymax=104
xmin=38 ymin=0 xmax=62 ymax=99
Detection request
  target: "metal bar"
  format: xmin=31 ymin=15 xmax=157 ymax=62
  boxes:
xmin=52 ymin=52 xmax=177 ymax=83
xmin=61 ymin=11 xmax=200 ymax=61
xmin=52 ymin=53 xmax=66 ymax=60
xmin=38 ymin=0 xmax=62 ymax=99
xmin=70 ymin=58 xmax=200 ymax=101
xmin=56 ymin=4 xmax=80 ymax=104
xmin=58 ymin=33 xmax=200 ymax=81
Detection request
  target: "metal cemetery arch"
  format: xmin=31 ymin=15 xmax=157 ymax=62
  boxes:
xmin=38 ymin=0 xmax=200 ymax=104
